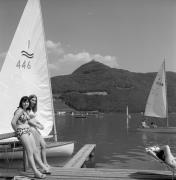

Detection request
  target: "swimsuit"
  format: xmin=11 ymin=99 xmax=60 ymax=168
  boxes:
xmin=16 ymin=110 xmax=31 ymax=139
xmin=16 ymin=127 xmax=31 ymax=139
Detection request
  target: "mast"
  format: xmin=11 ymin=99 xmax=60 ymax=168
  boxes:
xmin=164 ymin=59 xmax=169 ymax=127
xmin=126 ymin=105 xmax=129 ymax=129
xmin=39 ymin=0 xmax=57 ymax=142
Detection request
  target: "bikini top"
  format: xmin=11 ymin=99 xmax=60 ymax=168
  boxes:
xmin=15 ymin=108 xmax=30 ymax=124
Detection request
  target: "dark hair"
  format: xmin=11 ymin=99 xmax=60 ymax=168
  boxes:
xmin=18 ymin=96 xmax=30 ymax=110
xmin=28 ymin=94 xmax=37 ymax=113
xmin=156 ymin=150 xmax=165 ymax=161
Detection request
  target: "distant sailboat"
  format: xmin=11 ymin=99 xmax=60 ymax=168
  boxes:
xmin=0 ymin=0 xmax=74 ymax=159
xmin=137 ymin=60 xmax=176 ymax=133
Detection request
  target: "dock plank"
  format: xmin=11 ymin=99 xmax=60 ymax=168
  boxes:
xmin=64 ymin=144 xmax=96 ymax=168
xmin=19 ymin=168 xmax=174 ymax=180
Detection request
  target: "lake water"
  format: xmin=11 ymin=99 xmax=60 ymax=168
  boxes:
xmin=54 ymin=112 xmax=176 ymax=170
xmin=2 ymin=112 xmax=176 ymax=171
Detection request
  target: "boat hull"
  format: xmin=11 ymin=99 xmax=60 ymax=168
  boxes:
xmin=74 ymin=115 xmax=87 ymax=118
xmin=0 ymin=141 xmax=74 ymax=159
xmin=137 ymin=127 xmax=176 ymax=133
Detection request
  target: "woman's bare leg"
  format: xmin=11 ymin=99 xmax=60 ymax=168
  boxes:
xmin=30 ymin=128 xmax=49 ymax=167
xmin=20 ymin=134 xmax=43 ymax=176
xmin=30 ymin=134 xmax=49 ymax=171
xmin=40 ymin=138 xmax=49 ymax=167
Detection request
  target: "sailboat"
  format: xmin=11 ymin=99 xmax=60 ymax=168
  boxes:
xmin=137 ymin=60 xmax=176 ymax=133
xmin=0 ymin=0 xmax=74 ymax=159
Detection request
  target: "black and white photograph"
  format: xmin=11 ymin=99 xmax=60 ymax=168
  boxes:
xmin=0 ymin=0 xmax=176 ymax=179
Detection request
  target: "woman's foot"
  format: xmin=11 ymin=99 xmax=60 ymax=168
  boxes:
xmin=34 ymin=172 xmax=46 ymax=179
xmin=44 ymin=163 xmax=51 ymax=169
xmin=41 ymin=166 xmax=51 ymax=175
xmin=41 ymin=169 xmax=51 ymax=175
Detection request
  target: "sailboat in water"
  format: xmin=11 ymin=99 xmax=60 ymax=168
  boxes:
xmin=0 ymin=0 xmax=74 ymax=159
xmin=137 ymin=60 xmax=176 ymax=133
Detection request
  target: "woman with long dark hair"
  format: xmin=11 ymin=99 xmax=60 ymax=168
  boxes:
xmin=11 ymin=96 xmax=50 ymax=178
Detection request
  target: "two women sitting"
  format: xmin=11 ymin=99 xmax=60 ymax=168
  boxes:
xmin=11 ymin=96 xmax=50 ymax=179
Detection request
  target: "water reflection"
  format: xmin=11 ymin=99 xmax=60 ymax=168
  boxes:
xmin=140 ymin=131 xmax=176 ymax=150
xmin=56 ymin=112 xmax=176 ymax=170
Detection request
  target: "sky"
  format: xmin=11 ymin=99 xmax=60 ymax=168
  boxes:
xmin=0 ymin=0 xmax=176 ymax=77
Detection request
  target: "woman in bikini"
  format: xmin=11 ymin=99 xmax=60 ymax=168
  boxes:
xmin=28 ymin=94 xmax=50 ymax=168
xmin=11 ymin=96 xmax=50 ymax=179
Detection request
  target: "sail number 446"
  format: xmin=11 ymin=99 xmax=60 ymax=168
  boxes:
xmin=16 ymin=60 xmax=31 ymax=69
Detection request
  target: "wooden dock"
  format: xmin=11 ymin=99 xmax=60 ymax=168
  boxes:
xmin=64 ymin=144 xmax=96 ymax=168
xmin=0 ymin=144 xmax=175 ymax=180
xmin=1 ymin=167 xmax=175 ymax=180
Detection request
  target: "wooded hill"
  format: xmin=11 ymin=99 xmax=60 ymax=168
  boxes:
xmin=51 ymin=60 xmax=176 ymax=113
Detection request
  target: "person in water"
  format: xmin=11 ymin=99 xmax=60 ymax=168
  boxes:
xmin=28 ymin=94 xmax=50 ymax=168
xmin=150 ymin=145 xmax=176 ymax=168
xmin=141 ymin=120 xmax=149 ymax=128
xmin=11 ymin=96 xmax=50 ymax=179
xmin=150 ymin=122 xmax=157 ymax=128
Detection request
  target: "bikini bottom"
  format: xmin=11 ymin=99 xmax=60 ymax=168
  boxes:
xmin=16 ymin=127 xmax=31 ymax=139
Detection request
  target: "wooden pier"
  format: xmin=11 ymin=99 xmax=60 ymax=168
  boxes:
xmin=1 ymin=167 xmax=175 ymax=180
xmin=0 ymin=144 xmax=175 ymax=180
xmin=64 ymin=144 xmax=96 ymax=168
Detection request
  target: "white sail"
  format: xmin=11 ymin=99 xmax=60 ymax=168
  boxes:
xmin=144 ymin=61 xmax=167 ymax=118
xmin=0 ymin=0 xmax=54 ymax=137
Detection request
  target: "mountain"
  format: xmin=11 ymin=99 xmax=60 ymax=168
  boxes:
xmin=51 ymin=60 xmax=176 ymax=113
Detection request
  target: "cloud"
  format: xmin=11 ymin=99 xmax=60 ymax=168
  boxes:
xmin=46 ymin=40 xmax=119 ymax=77
xmin=46 ymin=40 xmax=64 ymax=57
xmin=0 ymin=41 xmax=118 ymax=77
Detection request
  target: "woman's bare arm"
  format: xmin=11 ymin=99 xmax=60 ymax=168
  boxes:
xmin=28 ymin=118 xmax=44 ymax=130
xmin=11 ymin=109 xmax=23 ymax=131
